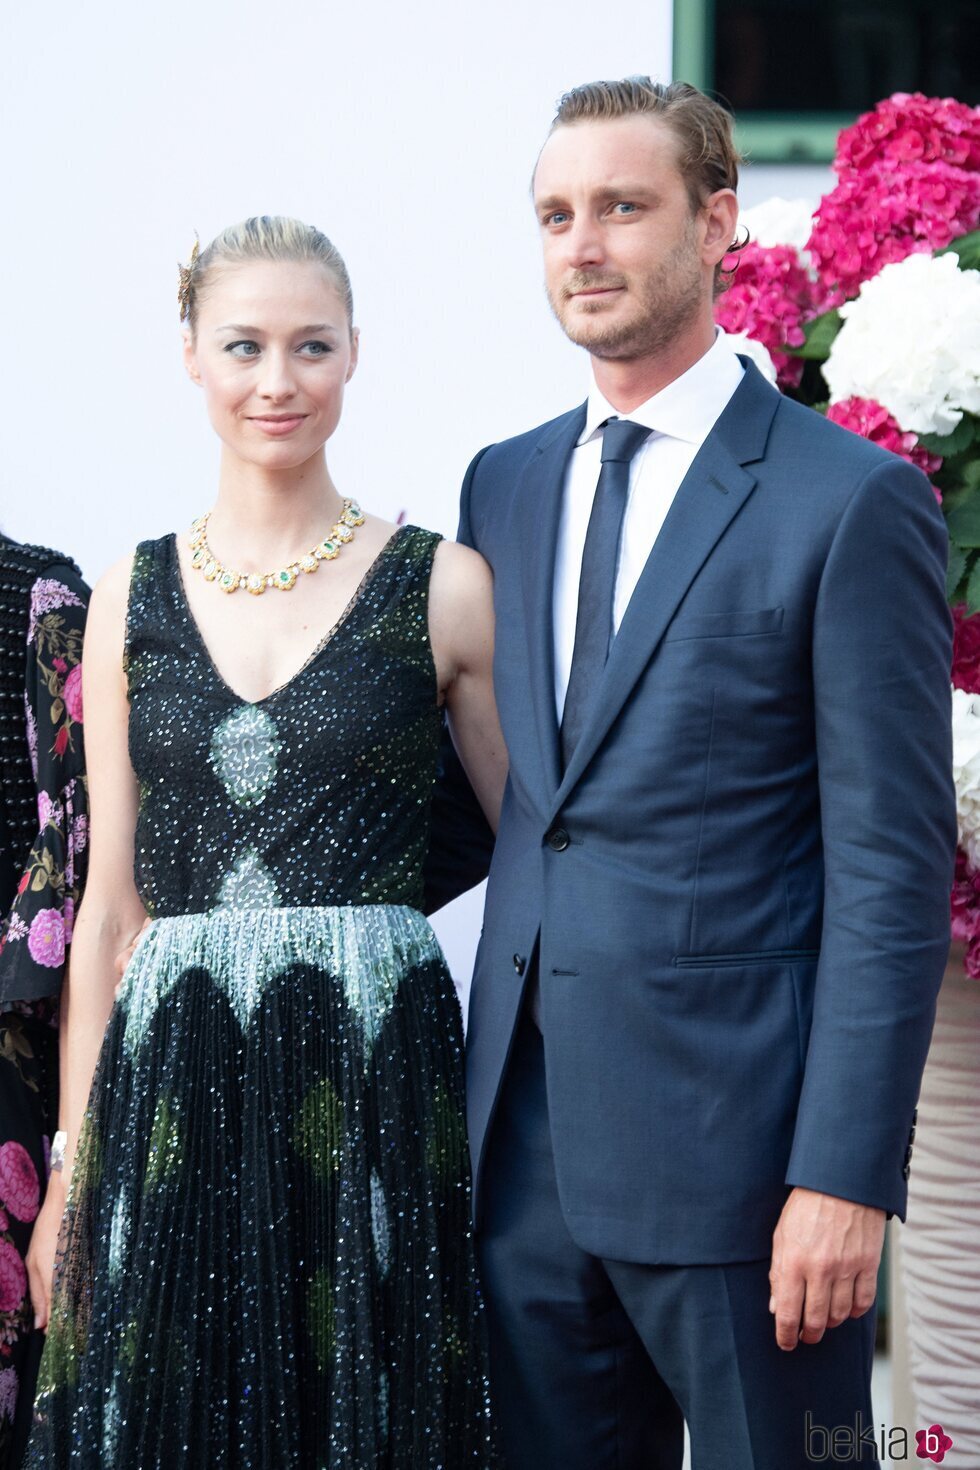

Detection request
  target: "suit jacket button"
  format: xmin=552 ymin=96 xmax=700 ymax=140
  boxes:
xmin=905 ymin=1144 xmax=914 ymax=1165
xmin=513 ymin=954 xmax=526 ymax=976
xmin=909 ymin=1125 xmax=916 ymax=1144
xmin=903 ymin=1163 xmax=911 ymax=1180
xmin=912 ymin=1107 xmax=918 ymax=1125
xmin=547 ymin=827 xmax=570 ymax=852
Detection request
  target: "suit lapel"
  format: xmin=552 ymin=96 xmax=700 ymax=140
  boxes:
xmin=520 ymin=404 xmax=587 ymax=801
xmin=548 ymin=362 xmax=780 ymax=819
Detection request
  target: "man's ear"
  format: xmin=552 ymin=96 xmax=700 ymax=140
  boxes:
xmin=182 ymin=328 xmax=202 ymax=386
xmin=702 ymin=188 xmax=740 ymax=269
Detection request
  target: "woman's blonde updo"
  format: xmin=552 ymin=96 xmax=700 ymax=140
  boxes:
xmin=177 ymin=216 xmax=353 ymax=334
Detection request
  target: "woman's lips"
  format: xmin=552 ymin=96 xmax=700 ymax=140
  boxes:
xmin=250 ymin=415 xmax=308 ymax=436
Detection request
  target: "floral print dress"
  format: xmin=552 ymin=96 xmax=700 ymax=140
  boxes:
xmin=0 ymin=560 xmax=89 ymax=1469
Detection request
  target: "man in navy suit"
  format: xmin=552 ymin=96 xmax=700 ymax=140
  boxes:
xmin=429 ymin=77 xmax=955 ymax=1466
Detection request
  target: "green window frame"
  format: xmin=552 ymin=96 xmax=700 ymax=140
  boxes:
xmin=672 ymin=0 xmax=849 ymax=163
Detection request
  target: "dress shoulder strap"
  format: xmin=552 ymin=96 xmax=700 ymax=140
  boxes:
xmin=124 ymin=535 xmax=179 ymax=694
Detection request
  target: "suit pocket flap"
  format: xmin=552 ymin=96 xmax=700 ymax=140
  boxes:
xmin=663 ymin=607 xmax=784 ymax=642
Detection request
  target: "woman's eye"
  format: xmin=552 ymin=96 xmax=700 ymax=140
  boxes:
xmin=299 ymin=341 xmax=333 ymax=356
xmin=226 ymin=340 xmax=260 ymax=358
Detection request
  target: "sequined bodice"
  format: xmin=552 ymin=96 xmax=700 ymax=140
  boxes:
xmin=125 ymin=526 xmax=443 ymax=918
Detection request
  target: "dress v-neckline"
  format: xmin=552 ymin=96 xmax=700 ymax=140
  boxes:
xmin=168 ymin=524 xmax=410 ymax=708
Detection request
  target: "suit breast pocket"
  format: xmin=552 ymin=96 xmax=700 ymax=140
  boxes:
xmin=663 ymin=606 xmax=784 ymax=643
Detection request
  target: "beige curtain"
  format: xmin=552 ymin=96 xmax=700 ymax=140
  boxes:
xmin=891 ymin=946 xmax=980 ymax=1452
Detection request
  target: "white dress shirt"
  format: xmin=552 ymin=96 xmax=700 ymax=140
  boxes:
xmin=553 ymin=331 xmax=746 ymax=720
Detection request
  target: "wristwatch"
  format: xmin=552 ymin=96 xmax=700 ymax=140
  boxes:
xmin=50 ymin=1130 xmax=68 ymax=1173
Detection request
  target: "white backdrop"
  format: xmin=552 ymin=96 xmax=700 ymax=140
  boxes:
xmin=0 ymin=0 xmax=677 ymax=986
xmin=0 ymin=1 xmax=828 ymax=989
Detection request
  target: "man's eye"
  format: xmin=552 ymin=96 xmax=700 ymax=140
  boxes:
xmin=613 ymin=202 xmax=638 ymax=215
xmin=226 ymin=340 xmax=260 ymax=357
xmin=545 ymin=211 xmax=570 ymax=226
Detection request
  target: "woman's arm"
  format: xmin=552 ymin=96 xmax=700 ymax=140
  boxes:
xmin=429 ymin=541 xmax=507 ymax=836
xmin=27 ymin=553 xmax=147 ymax=1326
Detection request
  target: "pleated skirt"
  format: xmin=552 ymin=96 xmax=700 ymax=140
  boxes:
xmin=26 ymin=904 xmax=497 ymax=1469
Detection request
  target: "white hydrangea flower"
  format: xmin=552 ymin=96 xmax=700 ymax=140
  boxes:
xmin=719 ymin=328 xmax=778 ymax=384
xmin=825 ymin=252 xmax=980 ymax=436
xmin=737 ymin=197 xmax=816 ymax=254
xmin=952 ymin=687 xmax=980 ymax=867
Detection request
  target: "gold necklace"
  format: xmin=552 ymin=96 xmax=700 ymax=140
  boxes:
xmin=188 ymin=499 xmax=365 ymax=595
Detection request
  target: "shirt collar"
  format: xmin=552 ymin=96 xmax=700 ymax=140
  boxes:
xmin=577 ymin=328 xmax=746 ymax=448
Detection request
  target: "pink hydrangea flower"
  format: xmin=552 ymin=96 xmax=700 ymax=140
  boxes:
xmin=807 ymin=162 xmax=980 ymax=308
xmin=952 ymin=607 xmax=980 ymax=693
xmin=715 ymin=242 xmax=819 ymax=389
xmin=0 ymin=1242 xmax=26 ymax=1314
xmin=63 ymin=897 xmax=75 ymax=945
xmin=825 ymin=398 xmax=942 ymax=498
xmin=27 ymin=910 xmax=65 ymax=969
xmin=62 ymin=664 xmax=83 ymax=724
xmin=0 ymin=1144 xmax=38 ymax=1225
xmin=835 ymin=93 xmax=980 ymax=177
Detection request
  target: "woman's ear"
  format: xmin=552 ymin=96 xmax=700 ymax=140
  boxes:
xmin=345 ymin=326 xmax=360 ymax=383
xmin=182 ymin=328 xmax=202 ymax=386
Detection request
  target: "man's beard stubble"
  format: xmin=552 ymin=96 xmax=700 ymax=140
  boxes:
xmin=549 ymin=232 xmax=705 ymax=362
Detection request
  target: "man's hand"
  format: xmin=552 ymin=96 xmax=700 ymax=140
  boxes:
xmin=769 ymin=1187 xmax=885 ymax=1351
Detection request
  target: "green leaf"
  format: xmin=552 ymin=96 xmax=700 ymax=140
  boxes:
xmin=947 ymin=545 xmax=968 ymax=601
xmin=941 ymin=230 xmax=980 ymax=271
xmin=945 ymin=494 xmax=980 ymax=547
xmin=918 ymin=415 xmax=978 ymax=458
xmin=789 ymin=309 xmax=842 ymax=361
xmin=966 ymin=556 xmax=980 ymax=613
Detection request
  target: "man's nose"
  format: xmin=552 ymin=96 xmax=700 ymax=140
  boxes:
xmin=563 ymin=217 xmax=605 ymax=269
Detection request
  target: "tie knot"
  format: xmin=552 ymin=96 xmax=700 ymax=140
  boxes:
xmin=599 ymin=418 xmax=650 ymax=464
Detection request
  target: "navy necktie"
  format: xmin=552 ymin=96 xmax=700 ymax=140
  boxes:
xmin=560 ymin=418 xmax=650 ymax=770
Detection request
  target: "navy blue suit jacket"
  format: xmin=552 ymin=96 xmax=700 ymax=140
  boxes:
xmin=437 ymin=360 xmax=955 ymax=1265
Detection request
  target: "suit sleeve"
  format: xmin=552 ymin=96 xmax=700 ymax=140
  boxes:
xmin=421 ymin=446 xmax=498 ymax=915
xmin=785 ymin=458 xmax=955 ymax=1218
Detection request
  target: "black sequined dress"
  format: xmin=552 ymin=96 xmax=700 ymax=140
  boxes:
xmin=27 ymin=525 xmax=497 ymax=1468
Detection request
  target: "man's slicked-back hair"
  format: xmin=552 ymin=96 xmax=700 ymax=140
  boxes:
xmin=550 ymin=77 xmax=741 ymax=211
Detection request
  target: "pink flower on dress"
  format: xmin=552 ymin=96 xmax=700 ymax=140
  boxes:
xmin=53 ymin=725 xmax=69 ymax=758
xmin=52 ymin=657 xmax=67 ymax=674
xmin=26 ymin=578 xmax=85 ymax=645
xmin=0 ymin=1366 xmax=17 ymax=1424
xmin=24 ymin=697 xmax=38 ymax=783
xmin=72 ymin=812 xmax=89 ymax=855
xmin=63 ymin=897 xmax=75 ymax=945
xmin=62 ymin=664 xmax=83 ymax=724
xmin=0 ymin=1209 xmax=8 ymax=1231
xmin=0 ymin=1144 xmax=39 ymax=1224
xmin=807 ymin=162 xmax=980 ymax=308
xmin=715 ymin=242 xmax=819 ymax=389
xmin=27 ymin=910 xmax=65 ymax=969
xmin=952 ymin=607 xmax=980 ymax=694
xmin=835 ymin=94 xmax=980 ymax=176
xmin=825 ymin=398 xmax=943 ymax=499
xmin=37 ymin=791 xmax=62 ymax=832
xmin=0 ymin=1242 xmax=26 ymax=1314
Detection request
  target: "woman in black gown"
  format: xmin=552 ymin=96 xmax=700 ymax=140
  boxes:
xmin=25 ymin=217 xmax=506 ymax=1468
xmin=0 ymin=536 xmax=88 ymax=1466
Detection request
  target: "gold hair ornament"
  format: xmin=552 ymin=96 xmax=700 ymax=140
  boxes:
xmin=177 ymin=234 xmax=201 ymax=323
